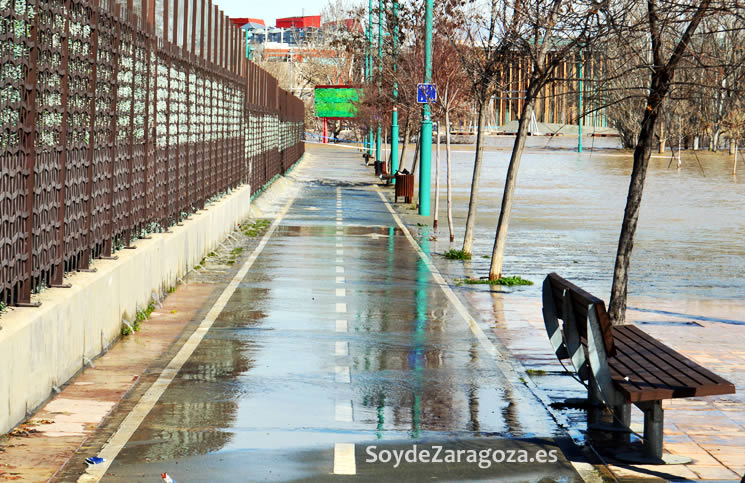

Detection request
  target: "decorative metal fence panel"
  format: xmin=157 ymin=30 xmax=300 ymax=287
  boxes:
xmin=0 ymin=0 xmax=305 ymax=307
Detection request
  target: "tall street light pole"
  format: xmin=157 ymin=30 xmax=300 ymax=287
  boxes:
xmin=578 ymin=50 xmax=584 ymax=153
xmin=368 ymin=0 xmax=374 ymax=158
xmin=376 ymin=0 xmax=383 ymax=164
xmin=418 ymin=0 xmax=433 ymax=216
xmin=390 ymin=0 xmax=399 ymax=179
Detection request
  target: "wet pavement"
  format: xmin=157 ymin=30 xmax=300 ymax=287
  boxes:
xmin=74 ymin=146 xmax=585 ymax=481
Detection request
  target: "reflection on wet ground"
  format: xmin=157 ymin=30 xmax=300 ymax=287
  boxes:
xmin=396 ymin=143 xmax=745 ymax=479
xmin=101 ymin=147 xmax=581 ymax=481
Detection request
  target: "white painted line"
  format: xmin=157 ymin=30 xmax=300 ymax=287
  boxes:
xmin=335 ymin=400 xmax=353 ymax=422
xmin=336 ymin=229 xmax=343 ymax=235
xmin=336 ymin=266 xmax=344 ymax=273
xmin=78 ymin=188 xmax=300 ymax=483
xmin=336 ymin=242 xmax=343 ymax=247
xmin=336 ymin=319 xmax=348 ymax=332
xmin=336 ymin=288 xmax=346 ymax=297
xmin=336 ymin=221 xmax=343 ymax=226
xmin=375 ymin=189 xmax=514 ymax=371
xmin=336 ymin=257 xmax=343 ymax=263
xmin=333 ymin=443 xmax=356 ymax=475
xmin=336 ymin=302 xmax=347 ymax=313
xmin=335 ymin=365 xmax=351 ymax=383
xmin=336 ymin=249 xmax=343 ymax=256
xmin=335 ymin=341 xmax=349 ymax=357
xmin=336 ymin=276 xmax=345 ymax=284
xmin=336 ymin=216 xmax=343 ymax=221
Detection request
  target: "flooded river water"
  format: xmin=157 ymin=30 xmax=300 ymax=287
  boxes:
xmin=421 ymin=145 xmax=745 ymax=303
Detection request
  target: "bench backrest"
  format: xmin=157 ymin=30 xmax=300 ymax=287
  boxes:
xmin=544 ymin=273 xmax=616 ymax=357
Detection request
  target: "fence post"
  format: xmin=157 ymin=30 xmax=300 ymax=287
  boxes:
xmin=18 ymin=0 xmax=42 ymax=306
xmin=164 ymin=44 xmax=172 ymax=227
xmin=125 ymin=4 xmax=137 ymax=247
xmin=81 ymin=0 xmax=101 ymax=270
xmin=105 ymin=4 xmax=122 ymax=257
xmin=142 ymin=10 xmax=153 ymax=225
xmin=52 ymin=0 xmax=74 ymax=287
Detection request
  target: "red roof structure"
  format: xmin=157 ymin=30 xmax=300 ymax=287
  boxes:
xmin=275 ymin=15 xmax=321 ymax=29
xmin=230 ymin=17 xmax=265 ymax=27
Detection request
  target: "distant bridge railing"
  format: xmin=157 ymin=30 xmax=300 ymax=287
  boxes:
xmin=0 ymin=0 xmax=305 ymax=307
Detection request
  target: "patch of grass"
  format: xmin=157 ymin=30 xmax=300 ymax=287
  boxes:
xmin=481 ymin=255 xmax=490 ymax=259
xmin=194 ymin=265 xmax=202 ymax=270
xmin=526 ymin=369 xmax=547 ymax=376
xmin=442 ymin=249 xmax=472 ymax=260
xmin=123 ymin=302 xmax=157 ymax=336
xmin=242 ymin=219 xmax=271 ymax=237
xmin=457 ymin=276 xmax=534 ymax=286
xmin=208 ymin=251 xmax=216 ymax=257
xmin=0 ymin=301 xmax=6 ymax=313
xmin=231 ymin=247 xmax=243 ymax=255
xmin=226 ymin=260 xmax=235 ymax=265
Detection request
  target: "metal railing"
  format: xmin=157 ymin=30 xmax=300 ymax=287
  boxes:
xmin=0 ymin=0 xmax=305 ymax=307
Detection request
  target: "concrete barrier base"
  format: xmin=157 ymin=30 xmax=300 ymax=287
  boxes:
xmin=0 ymin=183 xmax=254 ymax=434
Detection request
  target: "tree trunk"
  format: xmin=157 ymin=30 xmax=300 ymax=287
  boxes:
xmin=434 ymin=121 xmax=440 ymax=229
xmin=607 ymin=0 xmax=712 ymax=325
xmin=462 ymin=99 xmax=488 ymax=255
xmin=399 ymin=116 xmax=411 ymax=171
xmin=446 ymin=109 xmax=454 ymax=242
xmin=410 ymin=133 xmax=421 ymax=175
xmin=489 ymin=94 xmax=536 ymax=279
xmin=734 ymin=141 xmax=739 ymax=176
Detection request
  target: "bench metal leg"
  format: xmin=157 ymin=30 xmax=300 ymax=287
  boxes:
xmin=614 ymin=402 xmax=631 ymax=427
xmin=616 ymin=400 xmax=692 ymax=465
xmin=612 ymin=402 xmax=632 ymax=444
xmin=642 ymin=401 xmax=663 ymax=460
xmin=587 ymin=380 xmax=603 ymax=426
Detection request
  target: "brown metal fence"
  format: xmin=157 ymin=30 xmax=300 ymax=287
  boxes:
xmin=0 ymin=0 xmax=305 ymax=307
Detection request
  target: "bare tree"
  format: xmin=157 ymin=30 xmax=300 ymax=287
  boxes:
xmin=455 ymin=0 xmax=519 ymax=256
xmin=604 ymin=0 xmax=742 ymax=324
xmin=488 ymin=0 xmax=604 ymax=280
xmin=430 ymin=36 xmax=470 ymax=241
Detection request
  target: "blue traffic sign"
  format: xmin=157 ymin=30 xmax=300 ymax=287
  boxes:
xmin=417 ymin=83 xmax=437 ymax=103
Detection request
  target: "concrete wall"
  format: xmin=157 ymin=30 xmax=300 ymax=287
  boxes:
xmin=0 ymin=184 xmax=254 ymax=434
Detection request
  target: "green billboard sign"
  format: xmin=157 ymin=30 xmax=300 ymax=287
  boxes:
xmin=314 ymin=86 xmax=360 ymax=119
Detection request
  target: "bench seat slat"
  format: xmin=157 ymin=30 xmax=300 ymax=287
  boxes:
xmin=613 ymin=326 xmax=712 ymax=387
xmin=609 ymin=340 xmax=687 ymax=398
xmin=617 ymin=324 xmax=733 ymax=388
xmin=607 ymin=360 xmax=650 ymax=397
xmin=609 ymin=325 xmax=735 ymax=402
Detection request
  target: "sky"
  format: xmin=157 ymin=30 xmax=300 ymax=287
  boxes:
xmin=212 ymin=0 xmax=331 ymax=27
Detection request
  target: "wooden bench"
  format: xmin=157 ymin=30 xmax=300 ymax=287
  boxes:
xmin=542 ymin=273 xmax=736 ymax=464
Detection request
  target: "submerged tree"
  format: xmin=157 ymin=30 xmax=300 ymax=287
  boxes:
xmin=455 ymin=0 xmax=519 ymax=256
xmin=604 ymin=0 xmax=745 ymax=324
xmin=487 ymin=0 xmax=606 ymax=280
